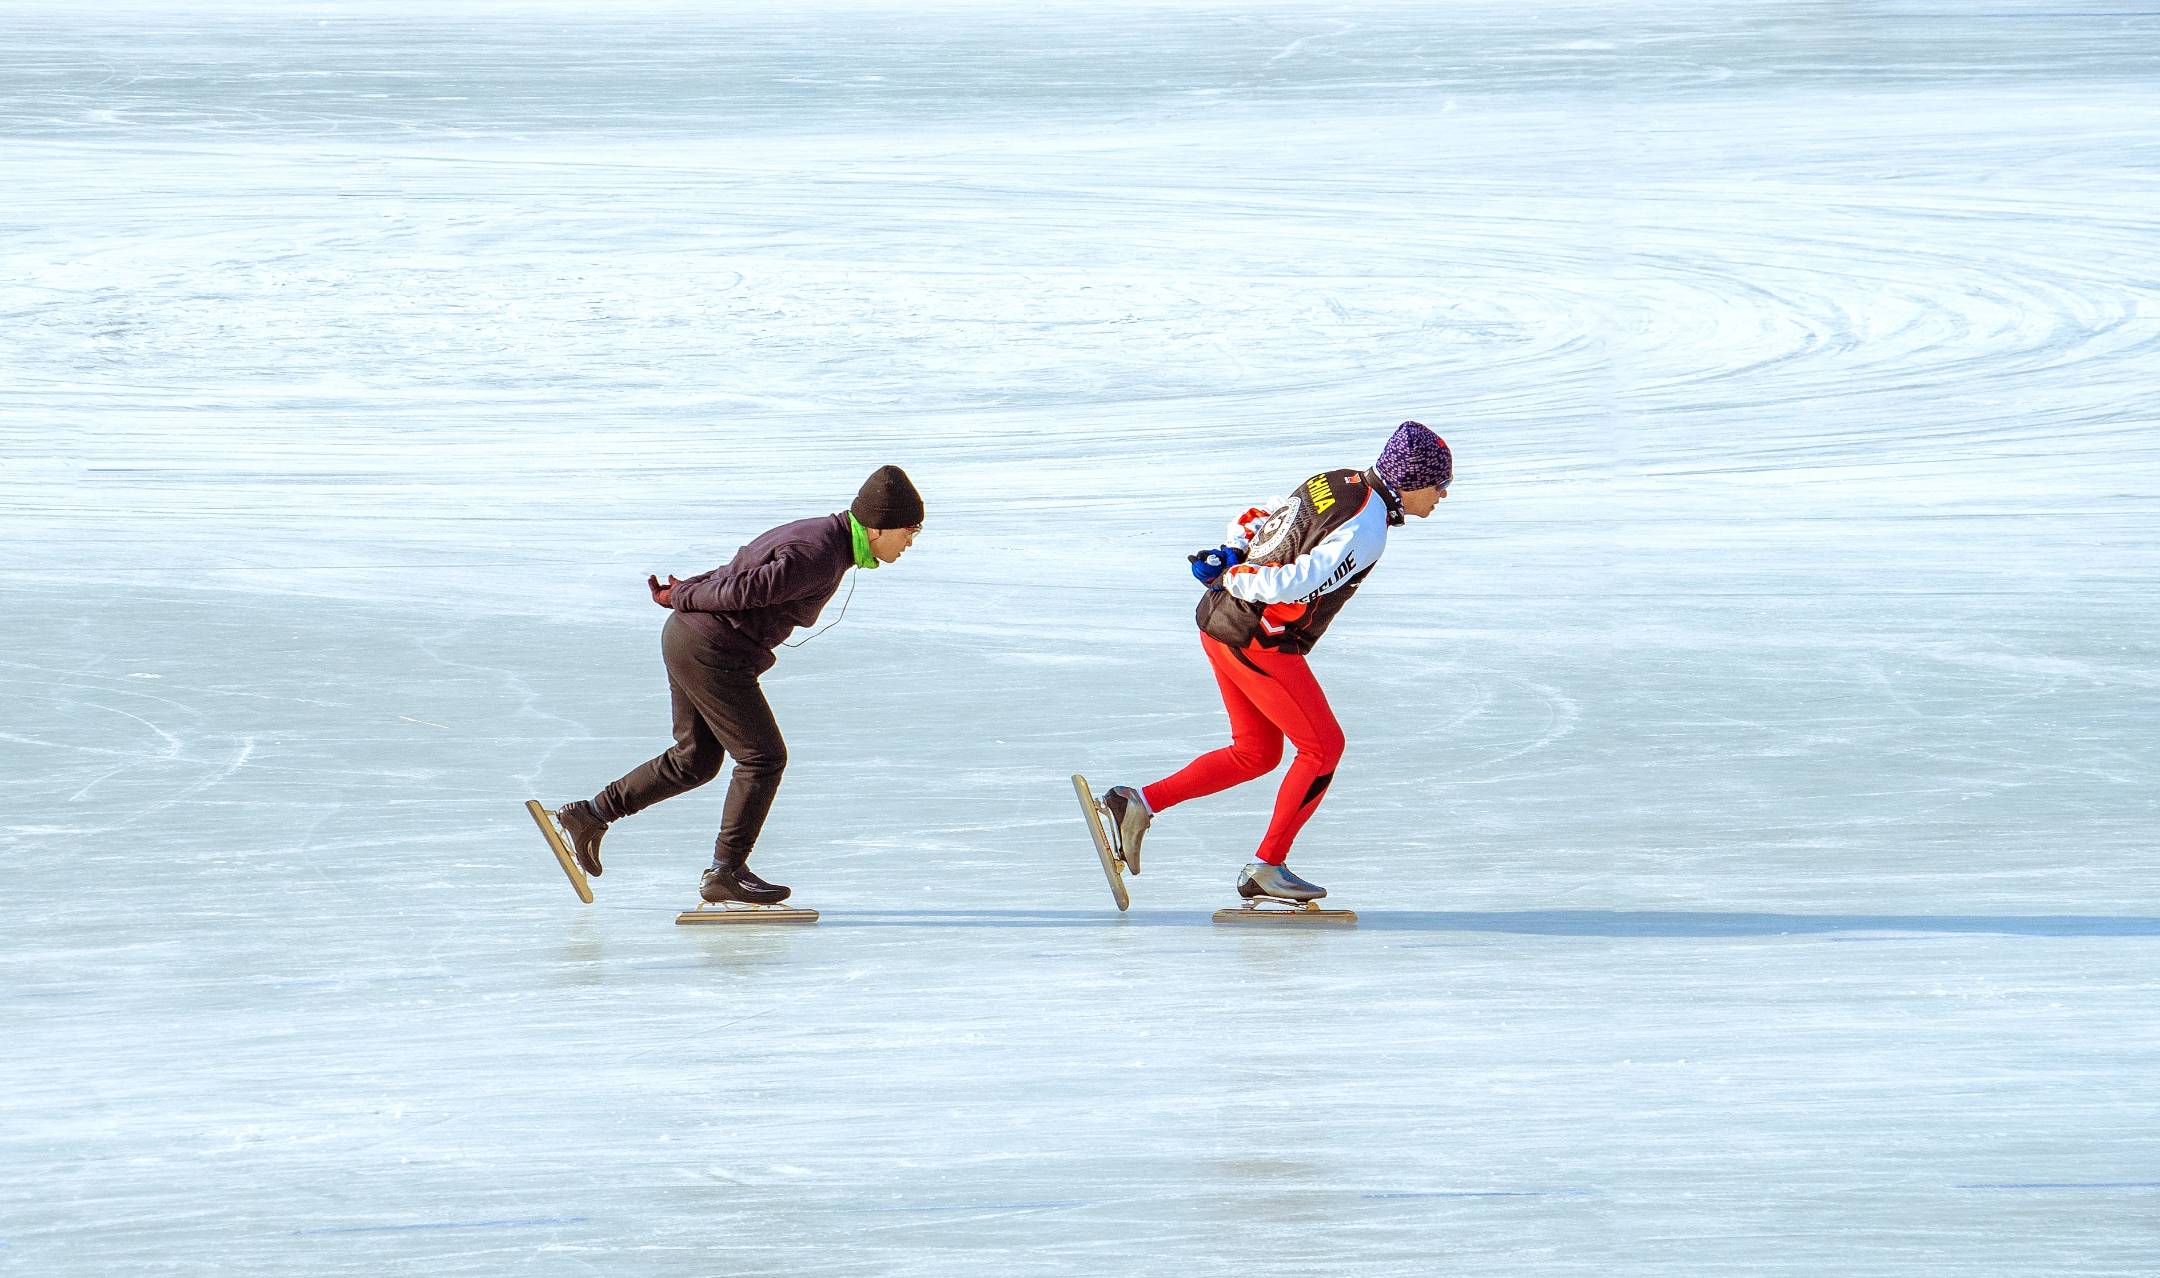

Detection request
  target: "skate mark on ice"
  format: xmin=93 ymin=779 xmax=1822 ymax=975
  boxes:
xmin=293 ymin=1215 xmax=587 ymax=1235
xmin=1956 ymin=1182 xmax=2160 ymax=1192
xmin=53 ymin=698 xmax=258 ymax=833
xmin=0 ymin=730 xmax=135 ymax=759
xmin=119 ymin=734 xmax=257 ymax=829
xmin=1266 ymin=21 xmax=1357 ymax=68
xmin=63 ymin=701 xmax=185 ymax=801
xmin=1823 ymin=935 xmax=1965 ymax=943
xmin=856 ymin=1200 xmax=1088 ymax=1213
xmin=1356 ymin=910 xmax=2160 ymax=938
xmin=1362 ymin=1188 xmax=1595 ymax=1200
xmin=824 ymin=908 xmax=1194 ymax=929
xmin=1457 ymin=676 xmax=1579 ymax=775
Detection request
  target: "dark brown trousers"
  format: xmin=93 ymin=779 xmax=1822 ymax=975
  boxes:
xmin=594 ymin=614 xmax=786 ymax=868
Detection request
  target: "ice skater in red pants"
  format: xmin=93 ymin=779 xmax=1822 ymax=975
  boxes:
xmin=1098 ymin=421 xmax=1452 ymax=905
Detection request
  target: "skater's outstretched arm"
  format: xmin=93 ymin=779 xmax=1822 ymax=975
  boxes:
xmin=671 ymin=553 xmax=826 ymax=613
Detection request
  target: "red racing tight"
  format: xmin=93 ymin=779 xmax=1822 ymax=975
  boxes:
xmin=1142 ymin=633 xmax=1345 ymax=865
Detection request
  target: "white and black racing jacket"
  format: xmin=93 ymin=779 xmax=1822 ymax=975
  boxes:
xmin=1196 ymin=467 xmax=1406 ymax=654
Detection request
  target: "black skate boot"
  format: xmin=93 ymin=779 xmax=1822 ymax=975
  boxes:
xmin=1099 ymin=785 xmax=1152 ymax=874
xmin=732 ymin=863 xmax=791 ymax=903
xmin=1236 ymin=861 xmax=1326 ymax=902
xmin=699 ymin=860 xmax=792 ymax=906
xmin=555 ymin=801 xmax=608 ymax=877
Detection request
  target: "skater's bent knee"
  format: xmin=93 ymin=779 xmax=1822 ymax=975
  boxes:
xmin=1299 ymin=734 xmax=1345 ymax=770
xmin=1229 ymin=740 xmax=1285 ymax=776
xmin=735 ymin=745 xmax=787 ymax=776
xmin=671 ymin=746 xmax=727 ymax=786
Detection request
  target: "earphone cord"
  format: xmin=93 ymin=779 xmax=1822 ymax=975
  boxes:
xmin=780 ymin=570 xmax=859 ymax=649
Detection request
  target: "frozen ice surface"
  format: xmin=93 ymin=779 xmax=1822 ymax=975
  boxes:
xmin=4 ymin=2 xmax=2159 ymax=1274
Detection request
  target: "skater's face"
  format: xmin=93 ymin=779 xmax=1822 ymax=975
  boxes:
xmin=1401 ymin=485 xmax=1445 ymax=518
xmin=867 ymin=524 xmax=920 ymax=563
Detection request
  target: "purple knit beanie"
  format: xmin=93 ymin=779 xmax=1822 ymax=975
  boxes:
xmin=1376 ymin=420 xmax=1451 ymax=492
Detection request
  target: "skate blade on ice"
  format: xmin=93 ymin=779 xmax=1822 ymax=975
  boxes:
xmin=676 ymin=902 xmax=819 ymax=926
xmin=1213 ymin=900 xmax=1357 ymax=927
xmin=525 ymin=799 xmax=593 ymax=904
xmin=1071 ymin=773 xmax=1129 ymax=911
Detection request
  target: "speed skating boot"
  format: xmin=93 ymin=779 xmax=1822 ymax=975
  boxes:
xmin=555 ymin=801 xmax=608 ymax=877
xmin=700 ymin=860 xmax=791 ymax=906
xmin=1100 ymin=785 xmax=1152 ymax=874
xmin=1235 ymin=861 xmax=1326 ymax=902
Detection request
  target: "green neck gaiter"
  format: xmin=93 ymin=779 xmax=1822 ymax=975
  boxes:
xmin=847 ymin=512 xmax=878 ymax=570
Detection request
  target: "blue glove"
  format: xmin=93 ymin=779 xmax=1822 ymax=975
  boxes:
xmin=1188 ymin=545 xmax=1245 ymax=588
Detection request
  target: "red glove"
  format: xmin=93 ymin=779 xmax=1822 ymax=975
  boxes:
xmin=647 ymin=574 xmax=682 ymax=607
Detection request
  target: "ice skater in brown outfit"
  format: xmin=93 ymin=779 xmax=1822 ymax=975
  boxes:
xmin=545 ymin=465 xmax=923 ymax=905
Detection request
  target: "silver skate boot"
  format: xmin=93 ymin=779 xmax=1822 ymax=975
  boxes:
xmin=1099 ymin=785 xmax=1152 ymax=874
xmin=1236 ymin=861 xmax=1326 ymax=902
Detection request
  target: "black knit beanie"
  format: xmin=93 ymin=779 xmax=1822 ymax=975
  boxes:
xmin=850 ymin=465 xmax=924 ymax=529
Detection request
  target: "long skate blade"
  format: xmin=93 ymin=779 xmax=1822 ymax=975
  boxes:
xmin=1213 ymin=903 xmax=1357 ymax=926
xmin=1072 ymin=773 xmax=1129 ymax=912
xmin=675 ymin=903 xmax=819 ymax=926
xmin=526 ymin=800 xmax=593 ymax=904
